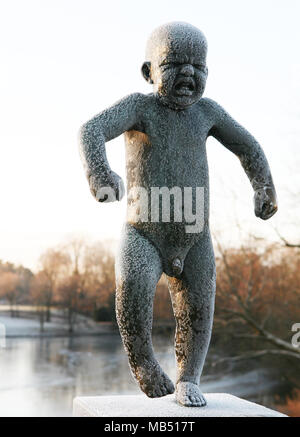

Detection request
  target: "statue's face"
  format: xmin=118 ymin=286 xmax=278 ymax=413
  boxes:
xmin=152 ymin=46 xmax=207 ymax=109
xmin=143 ymin=23 xmax=208 ymax=109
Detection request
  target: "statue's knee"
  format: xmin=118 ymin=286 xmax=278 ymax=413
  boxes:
xmin=117 ymin=261 xmax=158 ymax=291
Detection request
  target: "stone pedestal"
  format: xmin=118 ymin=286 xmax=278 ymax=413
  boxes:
xmin=73 ymin=393 xmax=286 ymax=417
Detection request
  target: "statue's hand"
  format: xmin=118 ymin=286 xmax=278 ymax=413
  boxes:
xmin=88 ymin=170 xmax=125 ymax=203
xmin=254 ymin=186 xmax=278 ymax=220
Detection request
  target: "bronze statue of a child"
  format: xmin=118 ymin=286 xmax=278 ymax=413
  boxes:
xmin=79 ymin=22 xmax=277 ymax=407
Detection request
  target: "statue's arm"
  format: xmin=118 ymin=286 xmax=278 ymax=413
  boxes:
xmin=207 ymin=99 xmax=278 ymax=220
xmin=79 ymin=93 xmax=143 ymax=202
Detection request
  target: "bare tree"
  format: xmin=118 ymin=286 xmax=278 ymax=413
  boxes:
xmin=38 ymin=249 xmax=70 ymax=321
xmin=214 ymin=238 xmax=300 ymax=367
xmin=30 ymin=272 xmax=52 ymax=332
xmin=62 ymin=237 xmax=87 ymax=274
xmin=56 ymin=273 xmax=81 ymax=333
xmin=0 ymin=272 xmax=21 ymax=316
xmin=153 ymin=275 xmax=174 ymax=323
xmin=82 ymin=242 xmax=116 ymax=321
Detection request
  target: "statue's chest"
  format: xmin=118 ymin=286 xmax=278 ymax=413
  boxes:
xmin=145 ymin=108 xmax=207 ymax=151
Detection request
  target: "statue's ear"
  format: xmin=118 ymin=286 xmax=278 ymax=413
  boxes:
xmin=141 ymin=62 xmax=153 ymax=84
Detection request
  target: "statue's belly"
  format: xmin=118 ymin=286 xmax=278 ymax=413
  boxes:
xmin=125 ymin=133 xmax=208 ymax=190
xmin=124 ymin=135 xmax=210 ymax=272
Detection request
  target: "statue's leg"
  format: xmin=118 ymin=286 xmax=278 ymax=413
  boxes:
xmin=167 ymin=229 xmax=216 ymax=407
xmin=115 ymin=224 xmax=175 ymax=398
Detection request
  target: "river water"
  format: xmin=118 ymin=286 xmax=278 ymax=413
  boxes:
xmin=0 ymin=333 xmax=284 ymax=417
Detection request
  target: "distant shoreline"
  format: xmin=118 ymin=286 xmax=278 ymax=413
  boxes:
xmin=0 ymin=312 xmax=119 ymax=339
xmin=0 ymin=311 xmax=174 ymax=339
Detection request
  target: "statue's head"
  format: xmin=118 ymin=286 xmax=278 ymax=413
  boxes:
xmin=142 ymin=22 xmax=208 ymax=110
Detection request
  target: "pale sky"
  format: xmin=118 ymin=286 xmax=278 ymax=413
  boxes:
xmin=0 ymin=0 xmax=300 ymax=270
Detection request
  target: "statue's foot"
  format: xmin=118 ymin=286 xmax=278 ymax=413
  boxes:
xmin=176 ymin=381 xmax=207 ymax=407
xmin=135 ymin=361 xmax=175 ymax=398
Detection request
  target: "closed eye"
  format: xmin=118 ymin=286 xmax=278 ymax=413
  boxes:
xmin=194 ymin=64 xmax=207 ymax=72
xmin=160 ymin=62 xmax=180 ymax=70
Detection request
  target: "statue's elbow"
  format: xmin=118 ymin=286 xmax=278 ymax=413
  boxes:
xmin=78 ymin=121 xmax=91 ymax=147
xmin=78 ymin=121 xmax=97 ymax=158
xmin=79 ymin=118 xmax=105 ymax=147
xmin=78 ymin=122 xmax=93 ymax=170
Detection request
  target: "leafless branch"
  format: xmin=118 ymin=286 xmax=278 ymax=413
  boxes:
xmin=220 ymin=308 xmax=300 ymax=355
xmin=213 ymin=349 xmax=300 ymax=367
xmin=274 ymin=227 xmax=300 ymax=248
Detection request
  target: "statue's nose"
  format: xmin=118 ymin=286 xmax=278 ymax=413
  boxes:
xmin=180 ymin=64 xmax=194 ymax=76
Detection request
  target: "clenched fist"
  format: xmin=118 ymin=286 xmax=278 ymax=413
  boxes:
xmin=254 ymin=186 xmax=278 ymax=220
xmin=89 ymin=170 xmax=125 ymax=203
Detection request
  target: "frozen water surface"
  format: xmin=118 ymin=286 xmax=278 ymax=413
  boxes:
xmin=0 ymin=316 xmax=280 ymax=417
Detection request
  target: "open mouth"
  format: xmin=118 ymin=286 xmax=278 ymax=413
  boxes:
xmin=174 ymin=78 xmax=195 ymax=96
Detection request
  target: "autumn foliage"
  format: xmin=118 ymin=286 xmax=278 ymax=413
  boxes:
xmin=0 ymin=238 xmax=299 ymax=374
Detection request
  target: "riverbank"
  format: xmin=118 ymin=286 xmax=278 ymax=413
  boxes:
xmin=0 ymin=312 xmax=297 ymax=416
xmin=0 ymin=306 xmax=174 ymax=338
xmin=0 ymin=313 xmax=119 ymax=338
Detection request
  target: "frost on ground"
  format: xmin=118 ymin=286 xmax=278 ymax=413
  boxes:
xmin=0 ymin=312 xmax=116 ymax=337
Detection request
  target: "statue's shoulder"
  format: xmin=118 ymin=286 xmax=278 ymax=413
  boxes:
xmin=198 ymin=97 xmax=221 ymax=112
xmin=116 ymin=92 xmax=146 ymax=107
xmin=123 ymin=92 xmax=155 ymax=111
xmin=134 ymin=92 xmax=156 ymax=107
xmin=197 ymin=97 xmax=226 ymax=123
xmin=129 ymin=93 xmax=158 ymax=121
